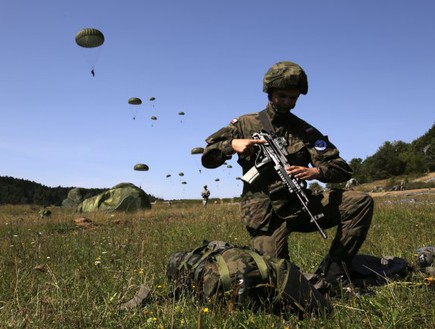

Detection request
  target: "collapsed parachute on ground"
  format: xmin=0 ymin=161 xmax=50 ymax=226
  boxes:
xmin=128 ymin=97 xmax=142 ymax=105
xmin=62 ymin=188 xmax=86 ymax=208
xmin=191 ymin=147 xmax=204 ymax=155
xmin=75 ymin=28 xmax=105 ymax=48
xmin=134 ymin=163 xmax=149 ymax=171
xmin=77 ymin=183 xmax=151 ymax=213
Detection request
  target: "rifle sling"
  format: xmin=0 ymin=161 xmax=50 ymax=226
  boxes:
xmin=259 ymin=110 xmax=275 ymax=134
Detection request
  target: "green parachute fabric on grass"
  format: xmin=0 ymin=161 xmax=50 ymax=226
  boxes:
xmin=62 ymin=188 xmax=86 ymax=208
xmin=77 ymin=183 xmax=151 ymax=213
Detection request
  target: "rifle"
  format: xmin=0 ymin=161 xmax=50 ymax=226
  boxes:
xmin=242 ymin=131 xmax=327 ymax=239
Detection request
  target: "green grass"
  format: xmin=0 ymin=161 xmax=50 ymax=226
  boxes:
xmin=0 ymin=196 xmax=434 ymax=328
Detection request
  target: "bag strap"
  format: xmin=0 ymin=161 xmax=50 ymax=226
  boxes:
xmin=214 ymin=254 xmax=232 ymax=292
xmin=244 ymin=249 xmax=269 ymax=281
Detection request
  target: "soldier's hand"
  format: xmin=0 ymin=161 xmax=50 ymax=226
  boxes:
xmin=231 ymin=139 xmax=265 ymax=155
xmin=286 ymin=165 xmax=321 ymax=181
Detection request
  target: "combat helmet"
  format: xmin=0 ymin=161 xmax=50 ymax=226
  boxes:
xmin=263 ymin=61 xmax=308 ymax=95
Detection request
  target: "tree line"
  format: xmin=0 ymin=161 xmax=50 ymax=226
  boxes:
xmin=346 ymin=123 xmax=434 ymax=184
xmin=0 ymin=177 xmax=162 ymax=206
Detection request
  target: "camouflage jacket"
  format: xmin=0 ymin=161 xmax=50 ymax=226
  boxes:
xmin=201 ymin=104 xmax=352 ymax=230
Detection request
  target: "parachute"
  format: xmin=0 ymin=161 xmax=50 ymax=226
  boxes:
xmin=150 ymin=116 xmax=157 ymax=120
xmin=75 ymin=28 xmax=104 ymax=76
xmin=166 ymin=174 xmax=172 ymax=178
xmin=128 ymin=97 xmax=142 ymax=105
xmin=191 ymin=147 xmax=204 ymax=155
xmin=134 ymin=164 xmax=149 ymax=171
xmin=214 ymin=178 xmax=220 ymax=182
xmin=181 ymin=181 xmax=187 ymax=185
xmin=149 ymin=97 xmax=156 ymax=101
xmin=128 ymin=97 xmax=142 ymax=120
xmin=178 ymin=111 xmax=185 ymax=124
xmin=178 ymin=172 xmax=184 ymax=177
xmin=75 ymin=28 xmax=105 ymax=48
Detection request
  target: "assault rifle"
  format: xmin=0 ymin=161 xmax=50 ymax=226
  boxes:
xmin=242 ymin=131 xmax=327 ymax=239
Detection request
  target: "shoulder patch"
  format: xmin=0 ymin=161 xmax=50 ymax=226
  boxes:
xmin=314 ymin=139 xmax=328 ymax=152
xmin=230 ymin=118 xmax=238 ymax=125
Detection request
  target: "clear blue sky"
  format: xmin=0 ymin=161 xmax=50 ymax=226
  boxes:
xmin=1 ymin=0 xmax=434 ymax=200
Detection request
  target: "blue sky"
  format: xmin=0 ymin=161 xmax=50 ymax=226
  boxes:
xmin=1 ymin=0 xmax=434 ymax=200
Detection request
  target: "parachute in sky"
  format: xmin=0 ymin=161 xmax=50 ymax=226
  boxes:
xmin=134 ymin=163 xmax=149 ymax=171
xmin=191 ymin=147 xmax=204 ymax=155
xmin=178 ymin=111 xmax=185 ymax=124
xmin=75 ymin=28 xmax=104 ymax=77
xmin=150 ymin=116 xmax=157 ymax=120
xmin=128 ymin=97 xmax=142 ymax=120
xmin=178 ymin=172 xmax=184 ymax=177
xmin=214 ymin=178 xmax=220 ymax=182
xmin=181 ymin=181 xmax=187 ymax=185
xmin=166 ymin=174 xmax=172 ymax=178
xmin=128 ymin=97 xmax=142 ymax=105
xmin=75 ymin=28 xmax=105 ymax=48
xmin=226 ymin=165 xmax=233 ymax=169
xmin=149 ymin=97 xmax=156 ymax=101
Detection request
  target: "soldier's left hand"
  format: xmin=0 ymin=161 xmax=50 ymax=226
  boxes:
xmin=286 ymin=165 xmax=321 ymax=181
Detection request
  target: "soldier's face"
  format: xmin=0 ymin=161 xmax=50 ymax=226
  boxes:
xmin=269 ymin=88 xmax=300 ymax=113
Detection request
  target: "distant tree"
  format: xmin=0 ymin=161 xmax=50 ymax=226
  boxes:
xmin=365 ymin=141 xmax=407 ymax=180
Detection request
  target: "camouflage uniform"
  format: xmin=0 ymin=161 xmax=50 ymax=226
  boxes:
xmin=202 ymin=103 xmax=373 ymax=266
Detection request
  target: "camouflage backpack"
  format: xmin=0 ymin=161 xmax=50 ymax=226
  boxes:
xmin=166 ymin=240 xmax=331 ymax=317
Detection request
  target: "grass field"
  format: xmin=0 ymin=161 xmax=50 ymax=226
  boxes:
xmin=0 ymin=192 xmax=434 ymax=328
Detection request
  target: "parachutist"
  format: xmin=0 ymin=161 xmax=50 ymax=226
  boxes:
xmin=91 ymin=69 xmax=95 ymax=77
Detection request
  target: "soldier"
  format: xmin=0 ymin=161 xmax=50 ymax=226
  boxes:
xmin=201 ymin=61 xmax=374 ymax=292
xmin=201 ymin=185 xmax=210 ymax=207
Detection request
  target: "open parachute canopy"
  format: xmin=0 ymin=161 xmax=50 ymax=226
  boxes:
xmin=191 ymin=147 xmax=204 ymax=155
xmin=128 ymin=97 xmax=142 ymax=105
xmin=134 ymin=163 xmax=149 ymax=171
xmin=75 ymin=28 xmax=105 ymax=48
xmin=178 ymin=112 xmax=185 ymax=116
xmin=150 ymin=116 xmax=157 ymax=120
xmin=149 ymin=97 xmax=156 ymax=101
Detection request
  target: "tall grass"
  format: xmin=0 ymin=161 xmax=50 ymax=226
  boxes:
xmin=0 ymin=195 xmax=434 ymax=328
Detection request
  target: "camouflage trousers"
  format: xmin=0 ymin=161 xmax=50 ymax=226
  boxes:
xmin=248 ymin=189 xmax=374 ymax=264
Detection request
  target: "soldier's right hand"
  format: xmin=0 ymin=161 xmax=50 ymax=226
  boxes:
xmin=231 ymin=139 xmax=265 ymax=156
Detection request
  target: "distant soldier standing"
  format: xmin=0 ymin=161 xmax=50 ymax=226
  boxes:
xmin=201 ymin=185 xmax=210 ymax=207
xmin=201 ymin=61 xmax=374 ymax=293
